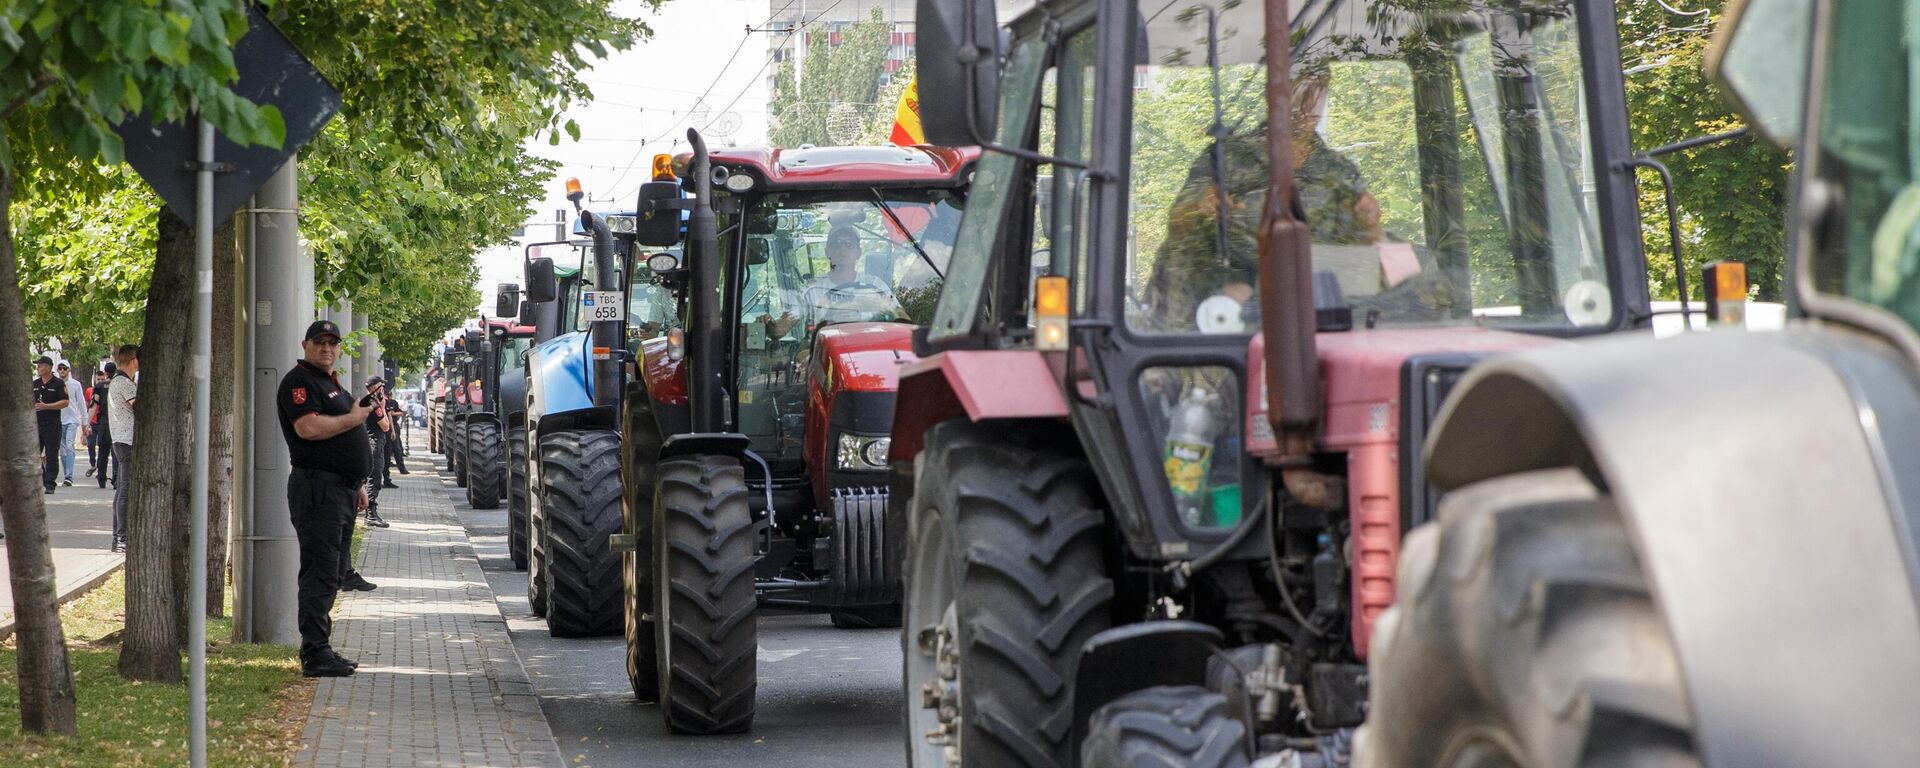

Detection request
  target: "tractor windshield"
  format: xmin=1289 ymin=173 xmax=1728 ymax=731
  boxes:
xmin=1126 ymin=0 xmax=1611 ymax=333
xmin=1807 ymin=0 xmax=1920 ymax=332
xmin=733 ymin=189 xmax=966 ymax=462
xmin=497 ymin=335 xmax=532 ymax=376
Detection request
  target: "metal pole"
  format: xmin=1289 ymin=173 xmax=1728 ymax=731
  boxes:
xmin=189 ymin=116 xmax=213 ymax=768
xmin=244 ymin=158 xmax=303 ymax=646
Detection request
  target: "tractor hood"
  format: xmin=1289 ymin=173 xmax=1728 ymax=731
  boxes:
xmin=813 ymin=322 xmax=918 ymax=393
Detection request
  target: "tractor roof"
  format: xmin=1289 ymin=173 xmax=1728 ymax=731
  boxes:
xmin=679 ymin=145 xmax=978 ymax=191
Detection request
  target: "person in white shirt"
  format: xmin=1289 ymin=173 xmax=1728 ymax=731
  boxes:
xmin=56 ymin=361 xmax=86 ymax=486
xmin=107 ymin=345 xmax=140 ymax=553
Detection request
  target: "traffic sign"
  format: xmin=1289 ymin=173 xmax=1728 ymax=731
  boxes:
xmin=116 ymin=5 xmax=341 ymax=222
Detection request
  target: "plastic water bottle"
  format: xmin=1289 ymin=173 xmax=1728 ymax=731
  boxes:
xmin=1163 ymin=387 xmax=1220 ymax=527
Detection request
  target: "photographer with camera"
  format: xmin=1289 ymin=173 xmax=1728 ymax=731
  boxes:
xmin=362 ymin=376 xmax=395 ymax=528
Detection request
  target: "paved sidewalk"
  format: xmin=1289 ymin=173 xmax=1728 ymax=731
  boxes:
xmin=0 ymin=468 xmax=124 ymax=639
xmin=295 ymin=459 xmax=563 ymax=768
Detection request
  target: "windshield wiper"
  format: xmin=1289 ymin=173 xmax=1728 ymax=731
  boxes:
xmin=871 ymin=189 xmax=944 ymax=280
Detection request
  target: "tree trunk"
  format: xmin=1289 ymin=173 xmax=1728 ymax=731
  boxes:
xmin=0 ymin=168 xmax=79 ymax=734
xmin=206 ymin=217 xmax=235 ymax=618
xmin=118 ymin=209 xmax=195 ymax=682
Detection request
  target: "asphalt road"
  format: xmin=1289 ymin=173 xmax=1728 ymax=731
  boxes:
xmin=448 ymin=471 xmax=907 ymax=767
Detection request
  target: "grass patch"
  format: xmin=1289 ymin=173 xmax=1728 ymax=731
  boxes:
xmin=0 ymin=574 xmax=313 ymax=767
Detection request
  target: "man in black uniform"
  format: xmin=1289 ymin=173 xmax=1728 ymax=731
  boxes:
xmin=31 ymin=356 xmax=69 ymax=494
xmin=277 ymin=320 xmax=377 ymax=677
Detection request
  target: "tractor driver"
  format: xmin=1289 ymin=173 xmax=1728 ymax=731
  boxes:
xmin=768 ymin=225 xmax=900 ymax=337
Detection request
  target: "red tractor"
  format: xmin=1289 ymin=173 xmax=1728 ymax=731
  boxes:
xmin=889 ymin=0 xmax=1687 ymax=765
xmin=619 ymin=139 xmax=976 ymax=734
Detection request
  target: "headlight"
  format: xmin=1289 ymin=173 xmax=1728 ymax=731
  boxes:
xmin=837 ymin=433 xmax=890 ymax=470
xmin=606 ymin=214 xmax=637 ymax=234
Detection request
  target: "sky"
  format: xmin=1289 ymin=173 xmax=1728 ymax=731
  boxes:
xmin=467 ymin=0 xmax=776 ymax=320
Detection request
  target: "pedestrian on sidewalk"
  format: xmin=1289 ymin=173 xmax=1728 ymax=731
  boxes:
xmin=384 ymin=396 xmax=409 ymax=476
xmin=108 ymin=346 xmax=138 ymax=552
xmin=57 ymin=361 xmax=86 ymax=486
xmin=277 ymin=320 xmax=377 ymax=679
xmin=91 ymin=363 xmax=116 ymax=488
xmin=32 ymin=356 xmax=69 ymax=495
xmin=361 ymin=376 xmax=393 ymax=529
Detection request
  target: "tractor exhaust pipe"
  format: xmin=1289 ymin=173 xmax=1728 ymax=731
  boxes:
xmin=1259 ymin=0 xmax=1320 ymax=476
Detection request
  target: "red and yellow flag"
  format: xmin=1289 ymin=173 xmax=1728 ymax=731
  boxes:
xmin=887 ymin=76 xmax=924 ymax=147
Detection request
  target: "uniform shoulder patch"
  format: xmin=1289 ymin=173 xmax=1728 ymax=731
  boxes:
xmin=291 ymin=387 xmax=307 ymax=405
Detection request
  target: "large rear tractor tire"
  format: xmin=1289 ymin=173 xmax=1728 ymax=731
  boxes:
xmin=507 ymin=425 xmax=529 ymax=570
xmin=1355 ymin=468 xmax=1700 ymax=768
xmin=465 ymin=420 xmax=504 ymax=510
xmin=540 ymin=429 xmax=624 ymax=638
xmin=452 ymin=421 xmax=469 ymax=488
xmin=621 ymin=393 xmax=664 ymax=702
xmin=653 ymin=454 xmax=757 ymax=734
xmin=904 ymin=421 xmax=1112 ymax=768
xmin=1081 ymin=686 xmax=1250 ymax=768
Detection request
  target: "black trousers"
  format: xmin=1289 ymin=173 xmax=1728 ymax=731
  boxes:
xmin=289 ymin=468 xmax=357 ymax=663
xmin=111 ymin=443 xmax=132 ymax=539
xmin=367 ymin=435 xmax=388 ymax=506
xmin=96 ymin=427 xmax=114 ymax=487
xmin=37 ymin=419 xmax=60 ymax=490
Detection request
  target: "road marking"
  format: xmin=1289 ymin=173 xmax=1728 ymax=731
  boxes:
xmin=758 ymin=645 xmax=806 ymax=663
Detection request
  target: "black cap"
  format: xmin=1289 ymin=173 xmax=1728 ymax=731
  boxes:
xmin=304 ymin=320 xmax=342 ymax=342
xmin=35 ymin=355 xmax=53 ymax=365
xmin=365 ymin=376 xmax=385 ymax=387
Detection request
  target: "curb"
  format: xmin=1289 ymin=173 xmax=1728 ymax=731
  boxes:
xmin=0 ymin=556 xmax=125 ymax=643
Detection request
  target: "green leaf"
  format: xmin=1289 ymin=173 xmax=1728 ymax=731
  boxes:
xmin=564 ymin=118 xmax=579 ymax=142
xmin=258 ymin=104 xmax=286 ymax=149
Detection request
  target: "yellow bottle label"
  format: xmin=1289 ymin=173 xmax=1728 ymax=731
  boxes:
xmin=1163 ymin=441 xmax=1211 ymax=495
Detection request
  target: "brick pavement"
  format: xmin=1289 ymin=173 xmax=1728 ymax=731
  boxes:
xmin=295 ymin=460 xmax=562 ymax=768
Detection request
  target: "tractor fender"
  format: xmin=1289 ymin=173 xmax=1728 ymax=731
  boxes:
xmin=885 ymin=349 xmax=1070 ymax=463
xmin=1067 ymin=621 xmax=1223 ymax=766
xmin=1425 ymin=328 xmax=1920 ymax=767
xmin=526 ymin=330 xmax=595 ymax=427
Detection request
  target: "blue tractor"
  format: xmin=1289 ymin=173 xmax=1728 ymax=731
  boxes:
xmin=513 ymin=184 xmax=631 ymax=638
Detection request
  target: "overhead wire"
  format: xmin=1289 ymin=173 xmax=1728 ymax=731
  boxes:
xmin=597 ymin=0 xmax=804 ymax=199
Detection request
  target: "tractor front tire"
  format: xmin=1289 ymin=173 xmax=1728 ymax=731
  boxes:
xmin=1356 ymin=468 xmax=1700 ymax=768
xmin=903 ymin=421 xmax=1111 ymax=768
xmin=507 ymin=425 xmax=529 ymax=570
xmin=540 ymin=429 xmax=624 ymax=638
xmin=466 ymin=420 xmax=504 ymax=510
xmin=653 ymin=454 xmax=757 ymax=734
xmin=1081 ymin=686 xmax=1250 ymax=768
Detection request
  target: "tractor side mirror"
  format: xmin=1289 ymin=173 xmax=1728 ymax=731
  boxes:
xmin=495 ymin=283 xmax=521 ymax=318
xmin=635 ymin=180 xmax=684 ymax=247
xmin=1705 ymin=0 xmax=1812 ymax=147
xmin=525 ymin=257 xmax=558 ymax=303
xmin=915 ymin=0 xmax=1000 ymax=147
